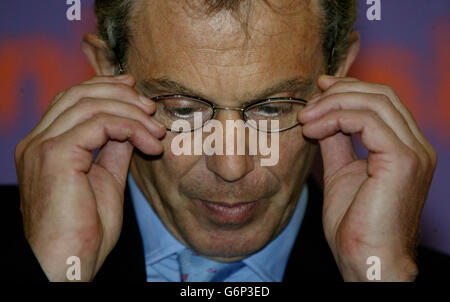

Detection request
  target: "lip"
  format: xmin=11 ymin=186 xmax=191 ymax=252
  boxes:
xmin=195 ymin=199 xmax=261 ymax=225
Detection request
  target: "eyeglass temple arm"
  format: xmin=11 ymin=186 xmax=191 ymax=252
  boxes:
xmin=327 ymin=42 xmax=335 ymax=75
xmin=112 ymin=46 xmax=125 ymax=75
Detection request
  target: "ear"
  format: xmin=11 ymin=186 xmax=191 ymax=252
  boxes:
xmin=81 ymin=33 xmax=117 ymax=76
xmin=334 ymin=31 xmax=360 ymax=77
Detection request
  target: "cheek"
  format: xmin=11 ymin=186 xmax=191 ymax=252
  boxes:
xmin=159 ymin=132 xmax=200 ymax=178
xmin=267 ymin=127 xmax=315 ymax=191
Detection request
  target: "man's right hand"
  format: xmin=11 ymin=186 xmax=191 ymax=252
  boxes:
xmin=14 ymin=74 xmax=166 ymax=281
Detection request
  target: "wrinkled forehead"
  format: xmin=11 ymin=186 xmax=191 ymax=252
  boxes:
xmin=126 ymin=0 xmax=324 ymax=100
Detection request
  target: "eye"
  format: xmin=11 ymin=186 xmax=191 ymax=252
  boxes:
xmin=250 ymin=103 xmax=293 ymax=117
xmin=167 ymin=106 xmax=197 ymax=118
xmin=159 ymin=98 xmax=212 ymax=120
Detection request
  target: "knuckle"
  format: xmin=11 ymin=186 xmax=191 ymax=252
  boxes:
xmin=373 ymin=93 xmax=394 ymax=111
xmin=428 ymin=145 xmax=438 ymax=167
xmin=385 ymin=85 xmax=396 ymax=95
xmin=416 ymin=145 xmax=432 ymax=171
xmin=107 ymin=82 xmax=138 ymax=99
xmin=374 ymin=93 xmax=391 ymax=106
xmin=64 ymin=85 xmax=78 ymax=96
xmin=23 ymin=147 xmax=39 ymax=173
xmin=39 ymin=138 xmax=59 ymax=157
xmin=91 ymin=112 xmax=124 ymax=129
xmin=20 ymin=135 xmax=41 ymax=163
xmin=51 ymin=89 xmax=66 ymax=105
xmin=77 ymin=97 xmax=98 ymax=111
xmin=400 ymin=148 xmax=420 ymax=172
xmin=363 ymin=109 xmax=380 ymax=121
xmin=63 ymin=85 xmax=83 ymax=101
xmin=20 ymin=145 xmax=33 ymax=171
xmin=380 ymin=84 xmax=396 ymax=97
xmin=413 ymin=140 xmax=437 ymax=171
xmin=77 ymin=97 xmax=92 ymax=106
xmin=21 ymin=139 xmax=35 ymax=161
xmin=14 ymin=139 xmax=27 ymax=163
xmin=91 ymin=112 xmax=109 ymax=123
xmin=330 ymin=81 xmax=350 ymax=91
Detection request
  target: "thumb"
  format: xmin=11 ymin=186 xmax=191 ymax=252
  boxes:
xmin=96 ymin=140 xmax=134 ymax=188
xmin=317 ymin=75 xmax=342 ymax=91
xmin=319 ymin=132 xmax=357 ymax=182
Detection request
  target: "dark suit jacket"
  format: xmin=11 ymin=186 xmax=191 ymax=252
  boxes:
xmin=2 ymin=177 xmax=449 ymax=281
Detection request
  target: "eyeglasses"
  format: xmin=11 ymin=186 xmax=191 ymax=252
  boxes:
xmin=113 ymin=45 xmax=335 ymax=133
xmin=150 ymin=94 xmax=307 ymax=133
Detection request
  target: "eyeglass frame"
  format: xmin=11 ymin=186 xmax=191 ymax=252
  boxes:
xmin=112 ymin=42 xmax=335 ymax=133
xmin=151 ymin=94 xmax=308 ymax=133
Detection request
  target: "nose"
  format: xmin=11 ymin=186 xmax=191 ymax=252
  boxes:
xmin=206 ymin=153 xmax=255 ymax=182
xmin=205 ymin=110 xmax=255 ymax=182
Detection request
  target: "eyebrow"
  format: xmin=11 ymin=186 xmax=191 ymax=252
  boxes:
xmin=138 ymin=76 xmax=314 ymax=105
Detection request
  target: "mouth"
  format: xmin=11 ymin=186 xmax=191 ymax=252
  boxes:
xmin=194 ymin=199 xmax=262 ymax=225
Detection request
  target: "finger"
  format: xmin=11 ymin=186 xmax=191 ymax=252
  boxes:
xmin=48 ymin=74 xmax=135 ymax=110
xmin=95 ymin=140 xmax=134 ymax=187
xmin=20 ymin=80 xmax=154 ymax=152
xmin=15 ymin=76 xmax=151 ymax=162
xmin=41 ymin=81 xmax=154 ymax=130
xmin=80 ymin=74 xmax=135 ymax=86
xmin=50 ymin=113 xmax=164 ymax=173
xmin=37 ymin=98 xmax=165 ymax=141
xmin=302 ymin=109 xmax=411 ymax=177
xmin=299 ymin=92 xmax=427 ymax=156
xmin=305 ymin=76 xmax=358 ymax=105
xmin=317 ymin=75 xmax=359 ymax=91
xmin=317 ymin=76 xmax=435 ymax=161
xmin=317 ymin=132 xmax=357 ymax=181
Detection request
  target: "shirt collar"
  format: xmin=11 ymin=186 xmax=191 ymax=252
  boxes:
xmin=128 ymin=173 xmax=185 ymax=265
xmin=128 ymin=172 xmax=308 ymax=282
xmin=242 ymin=185 xmax=308 ymax=281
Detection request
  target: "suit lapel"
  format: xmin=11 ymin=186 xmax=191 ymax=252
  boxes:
xmin=93 ymin=186 xmax=147 ymax=281
xmin=283 ymin=177 xmax=342 ymax=281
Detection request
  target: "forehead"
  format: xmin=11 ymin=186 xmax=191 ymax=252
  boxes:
xmin=127 ymin=0 xmax=324 ymax=100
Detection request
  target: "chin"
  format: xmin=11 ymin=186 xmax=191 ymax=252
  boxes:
xmin=178 ymin=214 xmax=277 ymax=260
xmin=165 ymin=192 xmax=290 ymax=259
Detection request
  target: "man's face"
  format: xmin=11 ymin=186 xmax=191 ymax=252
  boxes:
xmin=126 ymin=0 xmax=324 ymax=261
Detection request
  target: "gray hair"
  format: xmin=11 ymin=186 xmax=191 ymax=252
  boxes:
xmin=95 ymin=0 xmax=357 ymax=74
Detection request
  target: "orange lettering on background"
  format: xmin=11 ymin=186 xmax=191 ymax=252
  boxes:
xmin=349 ymin=46 xmax=423 ymax=124
xmin=0 ymin=36 xmax=94 ymax=134
xmin=0 ymin=44 xmax=21 ymax=131
xmin=435 ymin=18 xmax=450 ymax=136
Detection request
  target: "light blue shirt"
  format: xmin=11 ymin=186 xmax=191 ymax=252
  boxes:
xmin=128 ymin=173 xmax=308 ymax=282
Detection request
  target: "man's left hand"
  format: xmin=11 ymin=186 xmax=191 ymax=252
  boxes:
xmin=298 ymin=75 xmax=437 ymax=281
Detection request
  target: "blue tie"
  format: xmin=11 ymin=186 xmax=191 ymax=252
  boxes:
xmin=178 ymin=249 xmax=244 ymax=282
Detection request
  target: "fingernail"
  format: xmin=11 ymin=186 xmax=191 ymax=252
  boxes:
xmin=307 ymin=95 xmax=321 ymax=106
xmin=139 ymin=95 xmax=154 ymax=106
xmin=152 ymin=117 xmax=165 ymax=129
xmin=302 ymin=106 xmax=315 ymax=116
xmin=115 ymin=74 xmax=130 ymax=80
